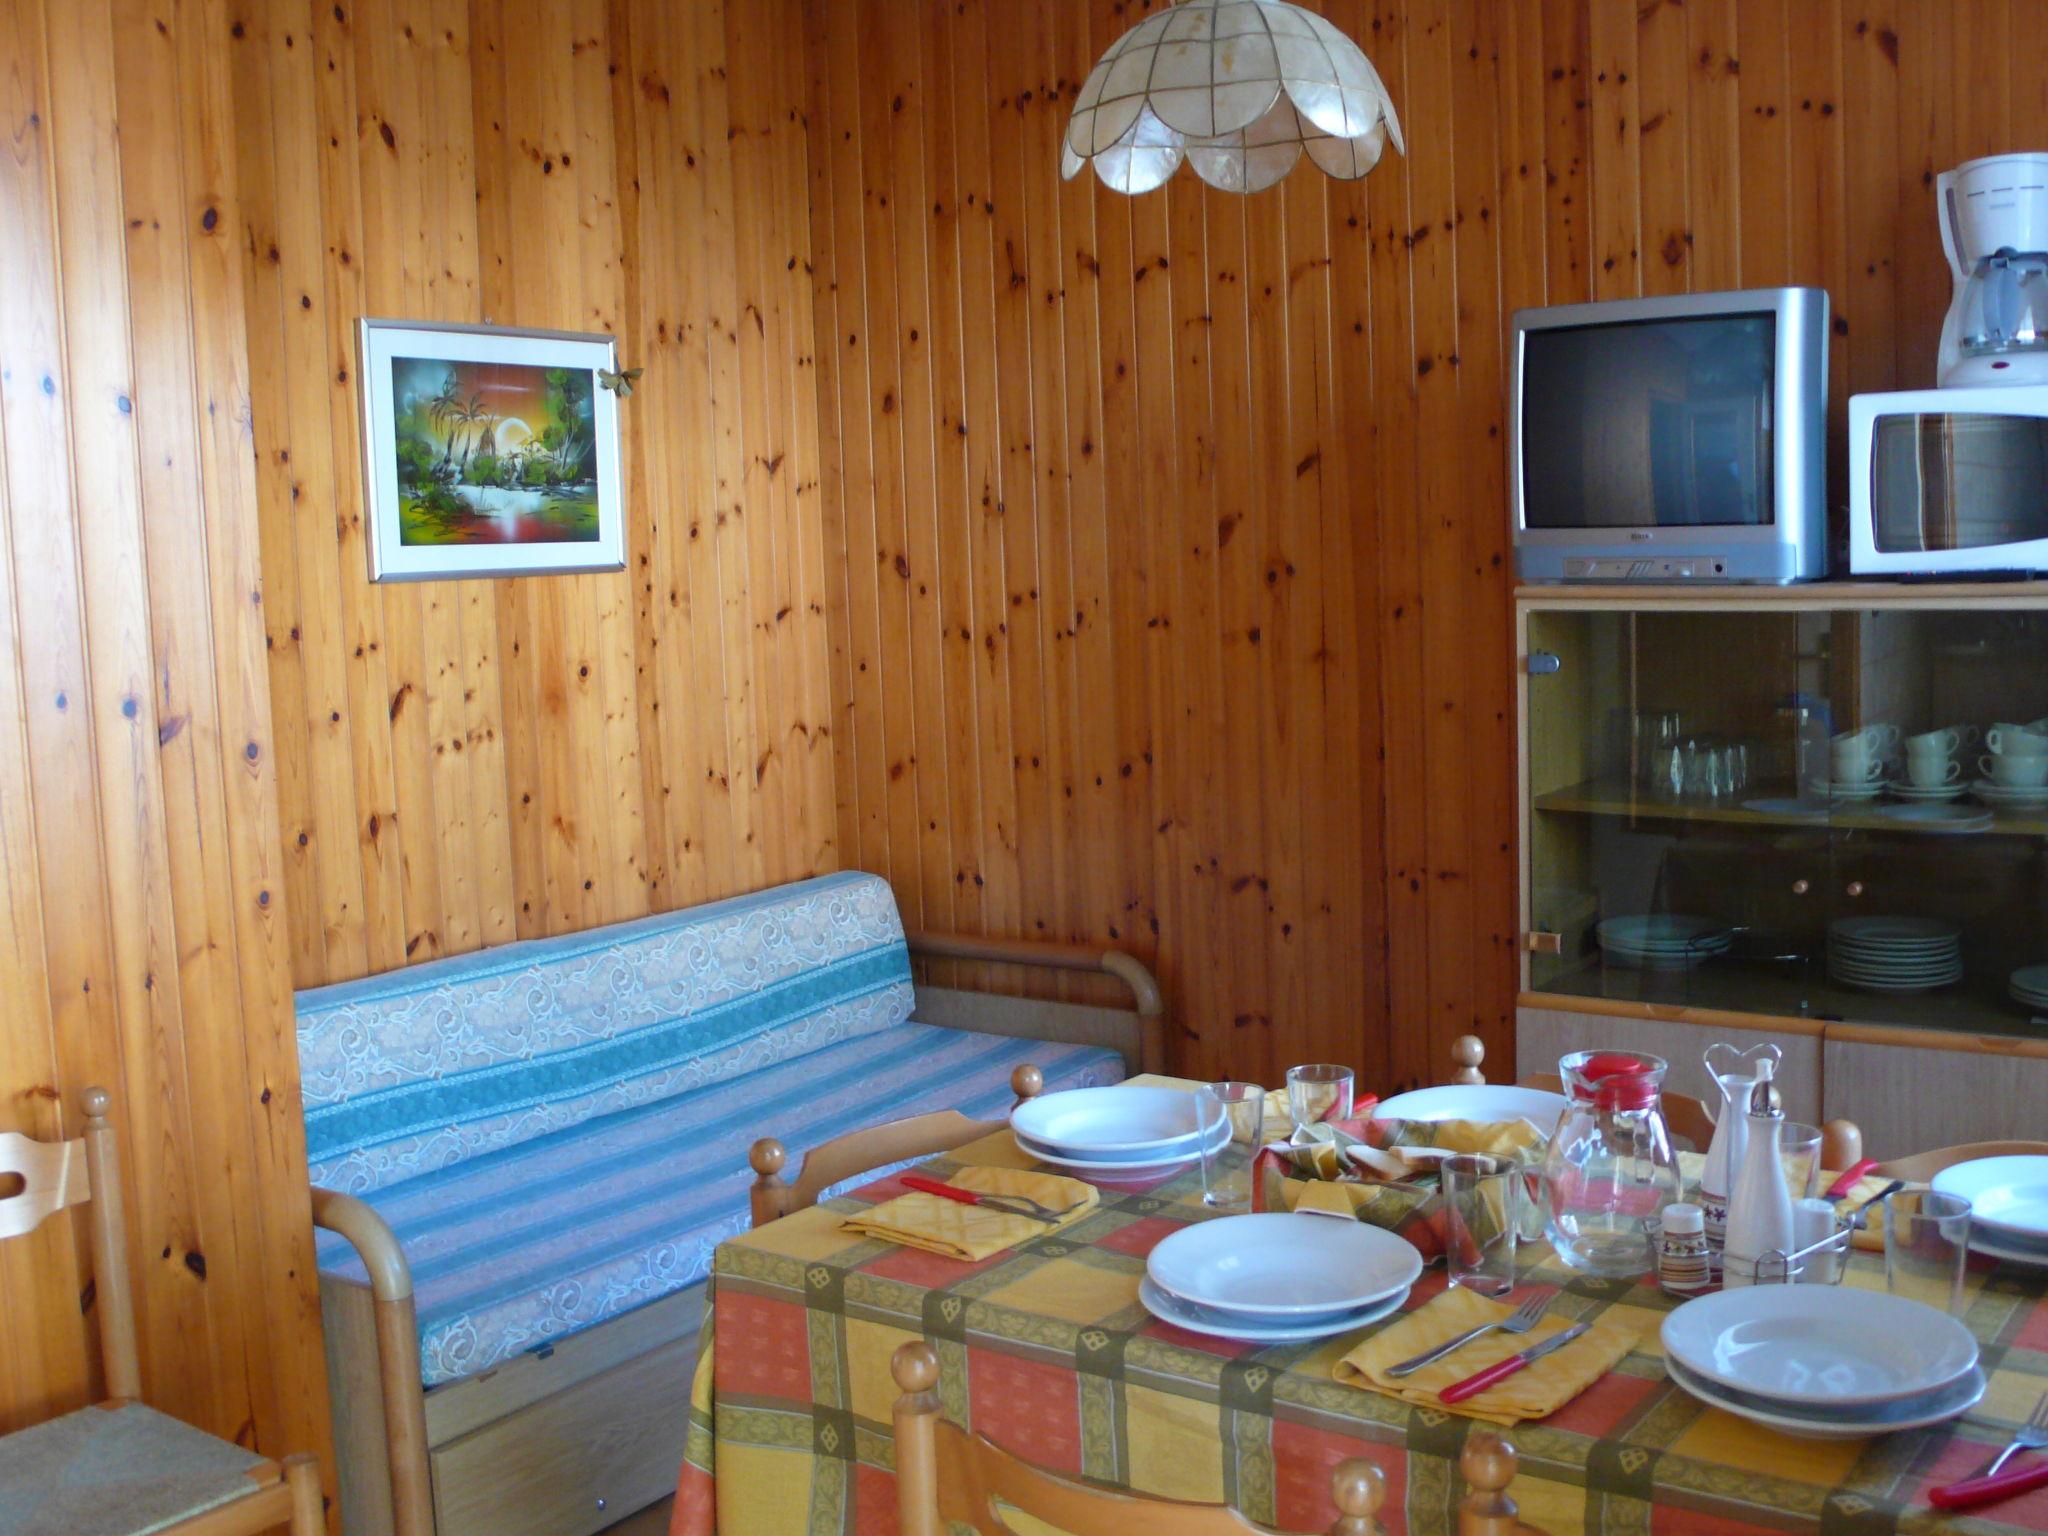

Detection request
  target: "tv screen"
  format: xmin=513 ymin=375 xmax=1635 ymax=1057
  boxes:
xmin=1521 ymin=313 xmax=1777 ymax=529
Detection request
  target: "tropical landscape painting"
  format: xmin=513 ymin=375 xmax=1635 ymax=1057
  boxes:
xmin=389 ymin=356 xmax=600 ymax=545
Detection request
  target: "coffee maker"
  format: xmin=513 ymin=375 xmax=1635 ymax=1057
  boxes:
xmin=1937 ymin=151 xmax=2048 ymax=386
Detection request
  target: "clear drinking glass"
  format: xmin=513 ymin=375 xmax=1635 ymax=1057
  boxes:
xmin=1286 ymin=1063 xmax=1355 ymax=1130
xmin=1778 ymin=1121 xmax=1825 ymax=1200
xmin=1884 ymin=1190 xmax=1972 ymax=1316
xmin=1198 ymin=1082 xmax=1264 ymax=1212
xmin=1441 ymin=1154 xmax=1520 ymax=1296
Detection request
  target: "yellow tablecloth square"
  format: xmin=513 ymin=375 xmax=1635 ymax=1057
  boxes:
xmin=713 ymin=1440 xmax=815 ymax=1536
xmin=1124 ymin=1383 xmax=1228 ymax=1502
xmin=982 ymin=1255 xmax=1139 ymax=1325
xmin=845 ymin=1318 xmax=922 ymax=1426
xmin=1668 ymin=1403 xmax=1868 ymax=1480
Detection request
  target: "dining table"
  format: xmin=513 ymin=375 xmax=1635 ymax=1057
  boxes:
xmin=669 ymin=1073 xmax=2048 ymax=1535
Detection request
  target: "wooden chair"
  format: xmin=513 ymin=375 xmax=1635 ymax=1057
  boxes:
xmin=1458 ymin=1431 xmax=1552 ymax=1536
xmin=1875 ymin=1139 xmax=2048 ymax=1183
xmin=0 ymin=1088 xmax=323 ymax=1536
xmin=889 ymin=1341 xmax=1388 ymax=1534
xmin=749 ymin=1063 xmax=1046 ymax=1226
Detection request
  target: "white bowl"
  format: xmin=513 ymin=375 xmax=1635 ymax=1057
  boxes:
xmin=1014 ymin=1117 xmax=1229 ymax=1168
xmin=1011 ymin=1085 xmax=1222 ymax=1158
xmin=1372 ymin=1084 xmax=1568 ymax=1133
xmin=1145 ymin=1212 xmax=1422 ymax=1318
xmin=1660 ymin=1286 xmax=1978 ymax=1409
xmin=1933 ymin=1155 xmax=2048 ymax=1241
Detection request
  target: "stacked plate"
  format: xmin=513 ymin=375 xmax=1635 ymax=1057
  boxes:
xmin=1874 ymin=801 xmax=1993 ymax=832
xmin=1814 ymin=778 xmax=1885 ymax=802
xmin=1597 ymin=914 xmax=1733 ymax=971
xmin=1826 ymin=915 xmax=1962 ymax=993
xmin=1934 ymin=1155 xmax=2048 ymax=1269
xmin=1010 ymin=1086 xmax=1228 ymax=1176
xmin=1975 ymin=779 xmax=2048 ymax=812
xmin=1661 ymin=1287 xmax=1984 ymax=1440
xmin=2010 ymin=965 xmax=2048 ymax=1016
xmin=1141 ymin=1212 xmax=1421 ymax=1344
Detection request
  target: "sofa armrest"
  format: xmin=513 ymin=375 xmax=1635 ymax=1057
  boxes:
xmin=904 ymin=931 xmax=1165 ymax=1074
xmin=310 ymin=1188 xmax=435 ymax=1536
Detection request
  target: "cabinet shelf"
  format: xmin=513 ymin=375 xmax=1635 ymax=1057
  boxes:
xmin=1534 ymin=776 xmax=2048 ymax=838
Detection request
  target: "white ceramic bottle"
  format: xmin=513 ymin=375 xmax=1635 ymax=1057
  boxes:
xmin=1696 ymin=1059 xmax=1751 ymax=1249
xmin=1720 ymin=1059 xmax=1794 ymax=1290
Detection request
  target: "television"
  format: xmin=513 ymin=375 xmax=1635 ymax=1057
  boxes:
xmin=1508 ymin=287 xmax=1830 ymax=584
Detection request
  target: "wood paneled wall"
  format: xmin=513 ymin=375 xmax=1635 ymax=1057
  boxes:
xmin=0 ymin=0 xmax=328 ymax=1467
xmin=237 ymin=0 xmax=831 ymax=990
xmin=802 ymin=0 xmax=2048 ymax=1092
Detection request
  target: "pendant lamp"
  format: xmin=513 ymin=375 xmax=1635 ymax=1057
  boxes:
xmin=1062 ymin=0 xmax=1404 ymax=195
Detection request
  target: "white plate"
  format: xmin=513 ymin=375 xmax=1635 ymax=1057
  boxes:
xmin=1019 ymin=1142 xmax=1208 ymax=1176
xmin=1371 ymin=1083 xmax=1568 ymax=1132
xmin=1145 ymin=1212 xmax=1423 ymax=1318
xmin=1885 ymin=781 xmax=1970 ymax=799
xmin=1967 ymin=1229 xmax=2048 ymax=1268
xmin=1742 ymin=797 xmax=1831 ymax=819
xmin=1933 ymin=1156 xmax=2048 ymax=1241
xmin=1012 ymin=1086 xmax=1223 ymax=1158
xmin=1137 ymin=1275 xmax=1407 ymax=1344
xmin=1873 ymin=803 xmax=1994 ymax=831
xmin=1598 ymin=915 xmax=1729 ymax=946
xmin=1660 ymin=1286 xmax=1978 ymax=1409
xmin=2013 ymin=965 xmax=2048 ymax=995
xmin=1830 ymin=916 xmax=1960 ymax=944
xmin=1833 ymin=973 xmax=1963 ymax=994
xmin=1815 ymin=780 xmax=1886 ymax=799
xmin=1014 ymin=1118 xmax=1230 ymax=1167
xmin=1664 ymin=1354 xmax=1986 ymax=1442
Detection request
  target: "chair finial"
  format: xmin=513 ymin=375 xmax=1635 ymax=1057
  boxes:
xmin=1451 ymin=1035 xmax=1485 ymax=1085
xmin=892 ymin=1339 xmax=940 ymax=1394
xmin=749 ymin=1138 xmax=787 ymax=1177
xmin=82 ymin=1086 xmax=111 ymax=1119
xmin=1461 ymin=1430 xmax=1518 ymax=1506
xmin=1011 ymin=1063 xmax=1044 ymax=1100
xmin=1331 ymin=1458 xmax=1387 ymax=1523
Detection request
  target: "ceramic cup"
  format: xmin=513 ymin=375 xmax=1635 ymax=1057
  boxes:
xmin=1982 ymin=751 xmax=2048 ymax=787
xmin=1907 ymin=727 xmax=1964 ymax=756
xmin=1986 ymin=725 xmax=2048 ymax=756
xmin=1906 ymin=752 xmax=1962 ymax=787
xmin=1830 ymin=738 xmax=1886 ymax=783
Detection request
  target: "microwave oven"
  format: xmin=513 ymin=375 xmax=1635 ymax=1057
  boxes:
xmin=1509 ymin=287 xmax=1830 ymax=583
xmin=1849 ymin=385 xmax=2048 ymax=575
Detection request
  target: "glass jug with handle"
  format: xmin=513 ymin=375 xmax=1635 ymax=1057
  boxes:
xmin=1540 ymin=1050 xmax=1683 ymax=1280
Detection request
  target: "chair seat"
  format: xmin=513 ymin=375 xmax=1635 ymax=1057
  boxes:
xmin=315 ymin=1020 xmax=1124 ymax=1385
xmin=0 ymin=1403 xmax=270 ymax=1536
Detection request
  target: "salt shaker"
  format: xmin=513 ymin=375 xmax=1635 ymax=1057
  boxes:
xmin=1721 ymin=1060 xmax=1794 ymax=1289
xmin=1657 ymin=1202 xmax=1712 ymax=1295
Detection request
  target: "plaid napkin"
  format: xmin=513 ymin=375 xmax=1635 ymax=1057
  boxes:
xmin=1335 ymin=1287 xmax=1639 ymax=1426
xmin=839 ymin=1166 xmax=1097 ymax=1261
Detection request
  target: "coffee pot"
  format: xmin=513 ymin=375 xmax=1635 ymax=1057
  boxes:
xmin=1937 ymin=152 xmax=2048 ymax=387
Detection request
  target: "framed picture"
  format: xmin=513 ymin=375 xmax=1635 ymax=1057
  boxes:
xmin=357 ymin=318 xmax=626 ymax=581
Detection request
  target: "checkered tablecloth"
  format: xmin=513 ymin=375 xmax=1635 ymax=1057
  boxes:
xmin=671 ymin=1088 xmax=2048 ymax=1535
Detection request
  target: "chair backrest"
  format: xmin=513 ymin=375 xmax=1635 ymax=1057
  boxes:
xmin=1876 ymin=1139 xmax=2048 ymax=1184
xmin=297 ymin=871 xmax=916 ymax=1195
xmin=0 ymin=1088 xmax=141 ymax=1399
xmin=749 ymin=1065 xmax=1045 ymax=1226
xmin=890 ymin=1341 xmax=1387 ymax=1535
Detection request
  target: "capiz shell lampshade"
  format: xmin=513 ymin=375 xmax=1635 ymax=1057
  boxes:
xmin=1064 ymin=0 xmax=1403 ymax=195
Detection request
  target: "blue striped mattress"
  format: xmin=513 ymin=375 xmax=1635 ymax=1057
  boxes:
xmin=314 ymin=1020 xmax=1124 ymax=1386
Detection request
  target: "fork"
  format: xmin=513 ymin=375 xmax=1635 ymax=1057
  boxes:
xmin=899 ymin=1174 xmax=1084 ymax=1225
xmin=1386 ymin=1289 xmax=1554 ymax=1378
xmin=1973 ymin=1391 xmax=2048 ymax=1481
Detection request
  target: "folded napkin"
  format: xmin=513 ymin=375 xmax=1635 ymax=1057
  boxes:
xmin=1827 ymin=1170 xmax=1903 ymax=1252
xmin=839 ymin=1166 xmax=1097 ymax=1261
xmin=1334 ymin=1287 xmax=1639 ymax=1427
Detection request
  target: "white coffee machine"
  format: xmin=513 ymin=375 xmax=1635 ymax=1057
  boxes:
xmin=1938 ymin=151 xmax=2048 ymax=386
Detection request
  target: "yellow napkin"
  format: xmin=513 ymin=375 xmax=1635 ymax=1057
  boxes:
xmin=1334 ymin=1287 xmax=1639 ymax=1426
xmin=839 ymin=1166 xmax=1098 ymax=1261
xmin=1829 ymin=1170 xmax=1909 ymax=1252
xmin=1391 ymin=1117 xmax=1546 ymax=1159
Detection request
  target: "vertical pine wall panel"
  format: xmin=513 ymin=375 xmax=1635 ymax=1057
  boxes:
xmin=801 ymin=0 xmax=2048 ymax=1091
xmin=233 ymin=0 xmax=833 ymax=989
xmin=0 ymin=0 xmax=329 ymax=1477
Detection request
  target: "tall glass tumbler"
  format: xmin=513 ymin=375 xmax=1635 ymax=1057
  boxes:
xmin=1198 ymin=1082 xmax=1264 ymax=1213
xmin=1441 ymin=1153 xmax=1520 ymax=1296
xmin=1884 ymin=1190 xmax=1972 ymax=1316
xmin=1286 ymin=1063 xmax=1355 ymax=1131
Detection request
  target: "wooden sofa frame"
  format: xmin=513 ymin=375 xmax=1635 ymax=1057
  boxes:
xmin=311 ymin=930 xmax=1164 ymax=1536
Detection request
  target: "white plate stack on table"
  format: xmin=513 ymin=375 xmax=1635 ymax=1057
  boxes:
xmin=1825 ymin=915 xmax=1963 ymax=993
xmin=1596 ymin=914 xmax=1733 ymax=972
xmin=1140 ymin=1213 xmax=1423 ymax=1344
xmin=1660 ymin=1287 xmax=1985 ymax=1440
xmin=1934 ymin=1156 xmax=2048 ymax=1268
xmin=2010 ymin=965 xmax=2048 ymax=1018
xmin=1009 ymin=1086 xmax=1229 ymax=1177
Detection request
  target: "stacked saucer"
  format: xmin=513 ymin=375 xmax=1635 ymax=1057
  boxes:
xmin=1010 ymin=1086 xmax=1228 ymax=1176
xmin=1661 ymin=1288 xmax=1983 ymax=1440
xmin=1975 ymin=780 xmax=2048 ymax=812
xmin=1826 ymin=915 xmax=1962 ymax=993
xmin=2010 ymin=964 xmax=2048 ymax=1016
xmin=1934 ymin=1155 xmax=2048 ymax=1269
xmin=1813 ymin=778 xmax=1885 ymax=802
xmin=1141 ymin=1212 xmax=1421 ymax=1344
xmin=1597 ymin=914 xmax=1733 ymax=971
xmin=1885 ymin=778 xmax=1970 ymax=803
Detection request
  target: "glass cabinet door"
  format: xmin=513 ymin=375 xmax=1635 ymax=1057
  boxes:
xmin=1525 ymin=602 xmax=2048 ymax=1040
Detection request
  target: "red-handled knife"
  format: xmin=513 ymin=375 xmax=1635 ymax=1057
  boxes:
xmin=1439 ymin=1322 xmax=1590 ymax=1405
xmin=899 ymin=1174 xmax=1065 ymax=1224
xmin=1929 ymin=1459 xmax=2048 ymax=1512
xmin=1824 ymin=1159 xmax=1879 ymax=1200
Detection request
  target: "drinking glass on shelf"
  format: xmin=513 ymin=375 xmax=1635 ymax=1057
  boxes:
xmin=1441 ymin=1154 xmax=1521 ymax=1296
xmin=1778 ymin=1121 xmax=1825 ymax=1200
xmin=1884 ymin=1190 xmax=1972 ymax=1316
xmin=1197 ymin=1082 xmax=1264 ymax=1213
xmin=1285 ymin=1064 xmax=1355 ymax=1131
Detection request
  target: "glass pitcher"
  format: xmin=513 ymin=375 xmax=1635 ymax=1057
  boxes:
xmin=1540 ymin=1050 xmax=1683 ymax=1279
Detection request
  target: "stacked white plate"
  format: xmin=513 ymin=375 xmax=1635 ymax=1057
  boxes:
xmin=1975 ymin=780 xmax=2048 ymax=811
xmin=1661 ymin=1287 xmax=1984 ymax=1440
xmin=1826 ymin=915 xmax=1962 ymax=993
xmin=1010 ymin=1086 xmax=1229 ymax=1175
xmin=1884 ymin=779 xmax=1970 ymax=802
xmin=1597 ymin=914 xmax=1733 ymax=971
xmin=1873 ymin=801 xmax=1994 ymax=832
xmin=2010 ymin=964 xmax=2048 ymax=1016
xmin=1814 ymin=778 xmax=1885 ymax=801
xmin=1141 ymin=1212 xmax=1421 ymax=1344
xmin=1934 ymin=1155 xmax=2048 ymax=1269
xmin=1373 ymin=1083 xmax=1569 ymax=1133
